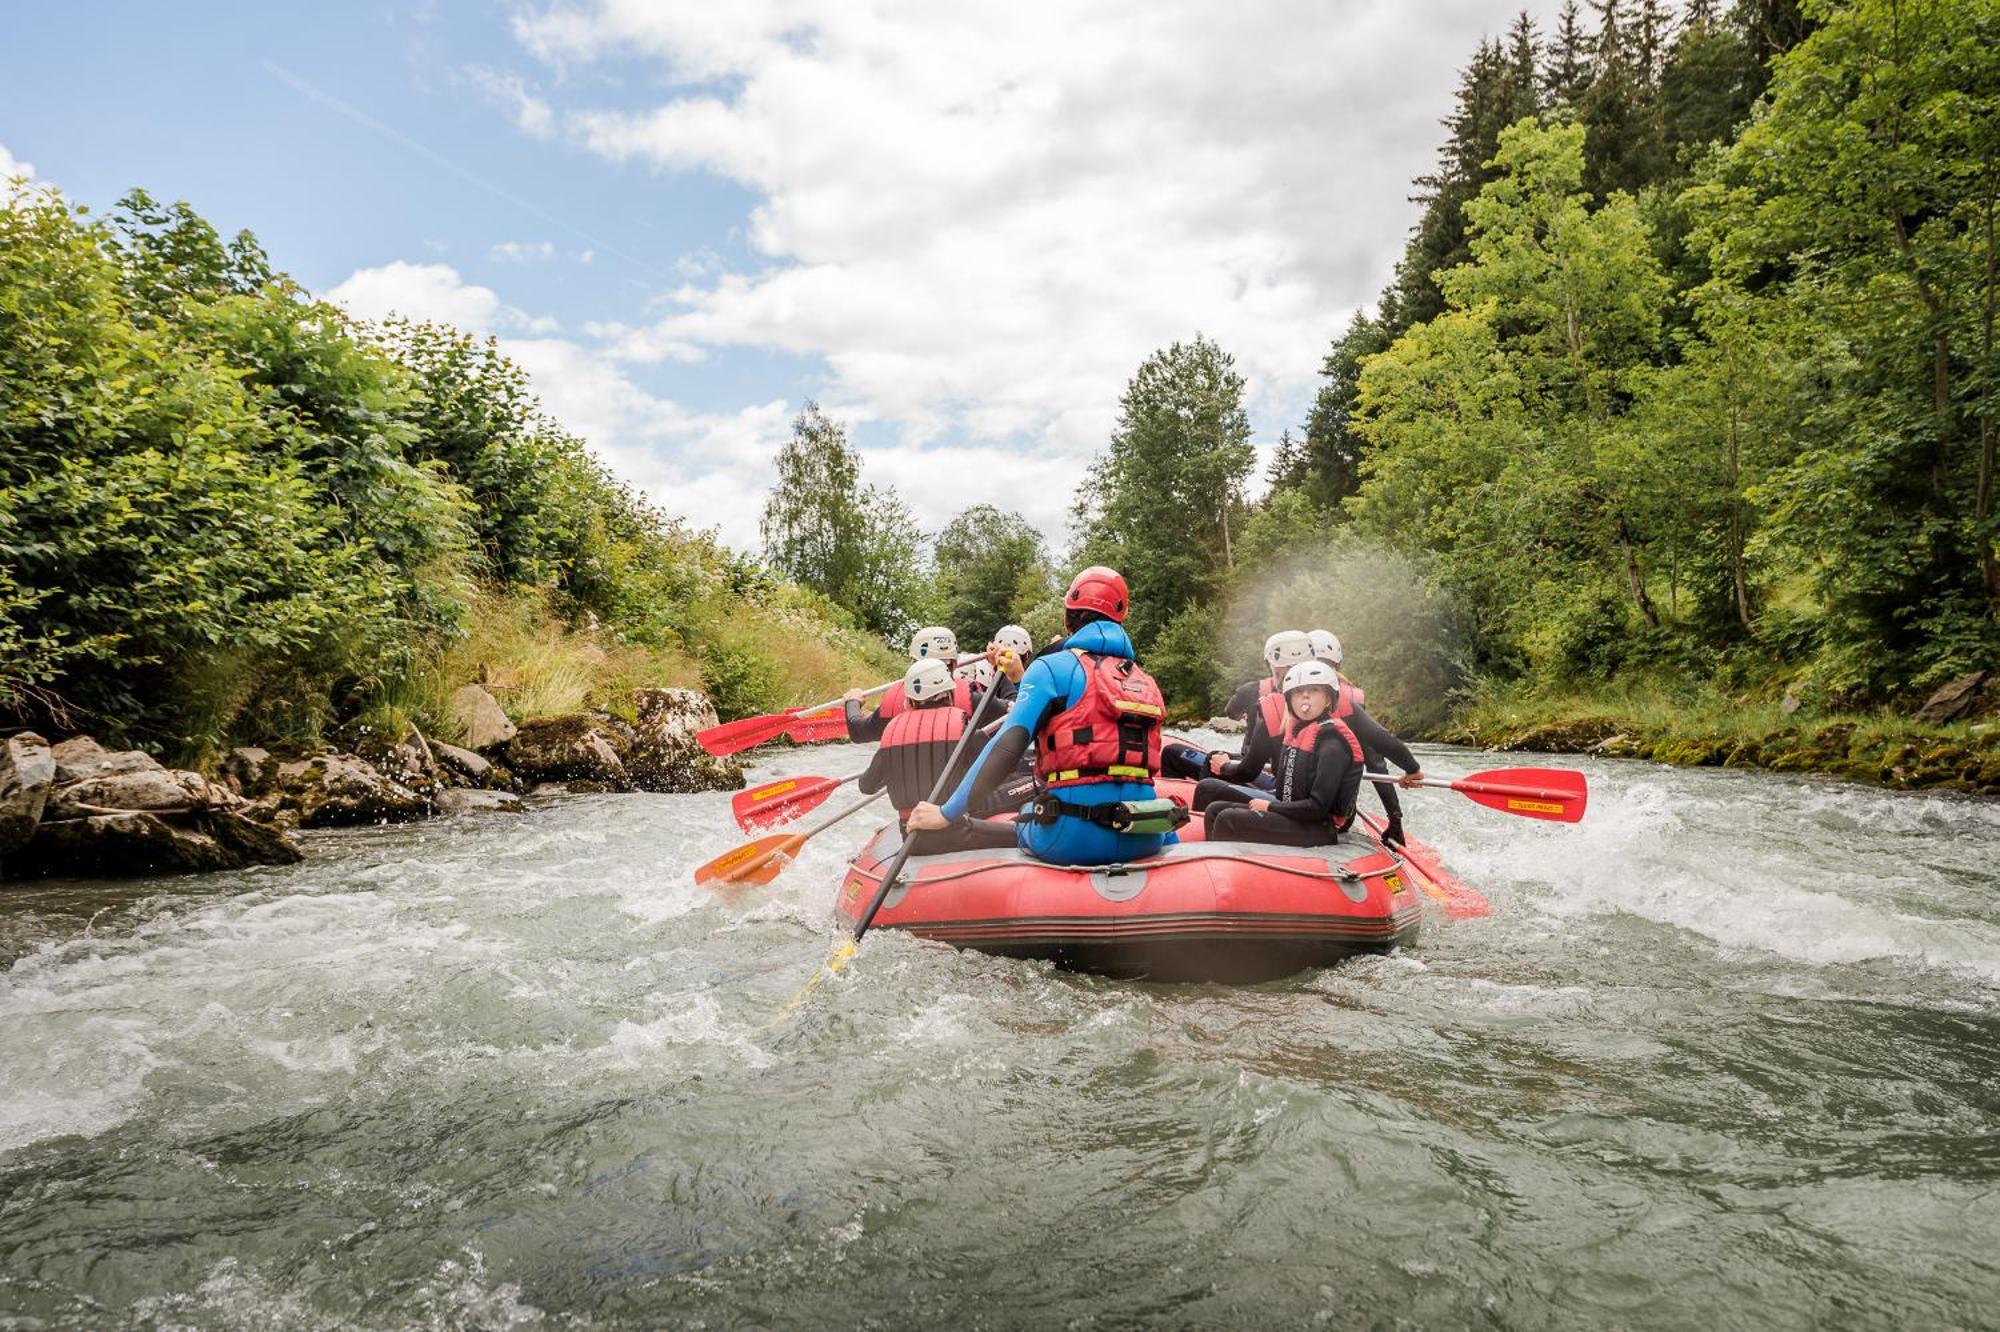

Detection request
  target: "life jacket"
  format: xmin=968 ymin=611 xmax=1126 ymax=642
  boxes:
xmin=877 ymin=677 xmax=972 ymax=721
xmin=877 ymin=703 xmax=967 ymax=813
xmin=1332 ymin=679 xmax=1365 ymax=720
xmin=1256 ymin=678 xmax=1286 ymax=739
xmin=1275 ymin=711 xmax=1364 ymax=826
xmin=1035 ymin=651 xmax=1167 ymax=789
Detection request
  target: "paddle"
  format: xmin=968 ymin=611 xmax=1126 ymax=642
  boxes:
xmin=693 ymin=790 xmax=886 ymax=888
xmin=1364 ymin=765 xmax=1587 ymax=823
xmin=765 ymin=664 xmax=1011 ymax=1021
xmin=1358 ymin=811 xmax=1491 ymax=919
xmin=697 ymin=682 xmax=894 ymax=757
xmin=784 ymin=710 xmax=852 ymax=744
xmin=851 ymin=676 xmax=1006 ymax=942
xmin=730 ymin=771 xmax=860 ymax=832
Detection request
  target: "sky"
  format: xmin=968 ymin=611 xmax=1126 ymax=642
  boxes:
xmin=2 ymin=1 xmax=1564 ymax=553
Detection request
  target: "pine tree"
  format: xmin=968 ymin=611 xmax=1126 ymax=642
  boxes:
xmin=1544 ymin=0 xmax=1595 ymax=107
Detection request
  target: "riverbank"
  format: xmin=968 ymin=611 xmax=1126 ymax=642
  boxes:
xmin=1432 ymin=679 xmax=2000 ymax=797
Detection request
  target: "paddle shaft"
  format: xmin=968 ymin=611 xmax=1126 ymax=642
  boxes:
xmin=1362 ymin=772 xmax=1573 ymax=802
xmin=850 ymin=671 xmax=1008 ymax=943
xmin=723 ymin=790 xmax=885 ymax=884
xmin=795 ymin=654 xmax=986 ymax=720
xmin=793 ymin=680 xmax=893 ymax=719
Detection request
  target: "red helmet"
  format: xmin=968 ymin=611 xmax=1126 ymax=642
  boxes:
xmin=1064 ymin=565 xmax=1129 ymax=622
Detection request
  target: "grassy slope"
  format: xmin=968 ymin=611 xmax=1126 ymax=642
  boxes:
xmin=1432 ymin=680 xmax=2000 ymax=797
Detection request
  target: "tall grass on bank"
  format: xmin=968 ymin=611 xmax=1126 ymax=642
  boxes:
xmin=1445 ymin=677 xmax=2000 ymax=794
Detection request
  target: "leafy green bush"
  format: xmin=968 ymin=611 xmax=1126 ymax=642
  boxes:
xmin=0 ymin=184 xmax=893 ymax=757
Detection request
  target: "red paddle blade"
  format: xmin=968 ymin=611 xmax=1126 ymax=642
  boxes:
xmin=785 ymin=710 xmax=849 ymax=744
xmin=1453 ymin=767 xmax=1588 ymax=823
xmin=692 ymin=831 xmax=806 ymax=887
xmin=696 ymin=711 xmax=796 ymax=757
xmin=1395 ymin=831 xmax=1492 ymax=918
xmin=731 ymin=774 xmax=843 ymax=831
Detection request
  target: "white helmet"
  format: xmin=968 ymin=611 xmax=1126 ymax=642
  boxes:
xmin=992 ymin=624 xmax=1033 ymax=656
xmin=953 ymin=657 xmax=994 ymax=688
xmin=1307 ymin=629 xmax=1342 ymax=666
xmin=909 ymin=626 xmax=958 ymax=661
xmin=904 ymin=657 xmax=955 ymax=703
xmin=1282 ymin=660 xmax=1341 ymax=696
xmin=1263 ymin=630 xmax=1311 ymax=674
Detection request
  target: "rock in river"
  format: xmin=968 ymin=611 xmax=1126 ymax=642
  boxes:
xmin=261 ymin=751 xmax=432 ymax=827
xmin=10 ymin=735 xmax=300 ymax=879
xmin=1 ymin=732 xmax=56 ymax=860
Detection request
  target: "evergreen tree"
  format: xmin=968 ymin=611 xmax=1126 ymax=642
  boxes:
xmin=1294 ymin=312 xmax=1393 ymax=509
xmin=1544 ymin=0 xmax=1596 ymax=107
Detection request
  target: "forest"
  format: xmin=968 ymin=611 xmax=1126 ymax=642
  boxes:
xmin=4 ymin=0 xmax=1994 ymax=768
xmin=764 ymin=0 xmax=1997 ymax=743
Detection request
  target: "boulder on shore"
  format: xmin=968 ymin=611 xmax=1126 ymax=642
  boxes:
xmin=263 ymin=751 xmax=432 ymax=827
xmin=51 ymin=736 xmax=160 ymax=784
xmin=350 ymin=726 xmax=442 ymax=800
xmin=438 ymin=787 xmax=525 ymax=815
xmin=430 ymin=740 xmax=499 ymax=787
xmin=625 ymin=688 xmax=743 ymax=794
xmin=9 ymin=736 xmax=301 ymax=879
xmin=504 ymin=716 xmax=630 ymax=787
xmin=21 ymin=808 xmax=301 ymax=877
xmin=450 ymin=684 xmax=517 ymax=751
xmin=1 ymin=732 xmax=55 ymax=859
xmin=1915 ymin=671 xmax=1988 ymax=725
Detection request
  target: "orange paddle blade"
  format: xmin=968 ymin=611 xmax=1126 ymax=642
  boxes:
xmin=730 ymin=773 xmax=847 ymax=832
xmin=693 ymin=831 xmax=808 ymax=887
xmin=696 ymin=711 xmax=798 ymax=757
xmin=1452 ymin=767 xmax=1587 ymax=823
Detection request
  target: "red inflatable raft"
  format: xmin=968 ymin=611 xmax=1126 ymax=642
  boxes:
xmin=833 ymin=779 xmax=1423 ymax=983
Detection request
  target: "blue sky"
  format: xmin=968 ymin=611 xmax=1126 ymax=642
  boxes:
xmin=3 ymin=1 xmax=1563 ymax=550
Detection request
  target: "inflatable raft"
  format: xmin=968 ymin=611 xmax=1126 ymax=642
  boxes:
xmin=833 ymin=779 xmax=1423 ymax=983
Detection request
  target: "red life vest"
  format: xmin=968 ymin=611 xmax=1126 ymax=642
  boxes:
xmin=1333 ymin=679 xmax=1365 ymax=720
xmin=877 ymin=704 xmax=968 ymax=812
xmin=876 ymin=677 xmax=972 ymax=722
xmin=1276 ymin=712 xmax=1365 ymax=825
xmin=1257 ymin=678 xmax=1286 ymax=739
xmin=1035 ymin=652 xmax=1167 ymax=789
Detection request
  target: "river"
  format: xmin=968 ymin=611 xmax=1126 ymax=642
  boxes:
xmin=2 ymin=740 xmax=1997 ymax=1329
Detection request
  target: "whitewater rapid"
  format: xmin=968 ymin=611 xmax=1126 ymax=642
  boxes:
xmin=2 ymin=741 xmax=1995 ymax=1327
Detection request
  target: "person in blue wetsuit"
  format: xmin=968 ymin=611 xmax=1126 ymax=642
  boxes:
xmin=907 ymin=566 xmax=1181 ymax=866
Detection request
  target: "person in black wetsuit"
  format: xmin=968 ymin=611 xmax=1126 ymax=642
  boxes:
xmin=1202 ymin=661 xmax=1386 ymax=847
xmin=856 ymin=659 xmax=1013 ymax=854
xmin=1193 ymin=655 xmax=1423 ymax=846
xmin=1159 ymin=630 xmax=1312 ymax=783
xmin=844 ymin=624 xmax=970 ymax=743
xmin=1305 ymin=627 xmax=1418 ymax=844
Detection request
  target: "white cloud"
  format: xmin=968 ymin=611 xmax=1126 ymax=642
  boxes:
xmin=489 ymin=239 xmax=558 ymax=262
xmin=511 ymin=0 xmax=1566 ymax=486
xmin=0 ymin=141 xmax=35 ymax=184
xmin=327 ymin=260 xmax=559 ymax=334
xmin=461 ymin=66 xmax=555 ymax=138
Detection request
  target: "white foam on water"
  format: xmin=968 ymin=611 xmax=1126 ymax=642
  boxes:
xmin=1463 ymin=767 xmax=2000 ymax=988
xmin=597 ymin=990 xmax=773 ymax=1070
xmin=0 ymin=877 xmax=530 ymax=1152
